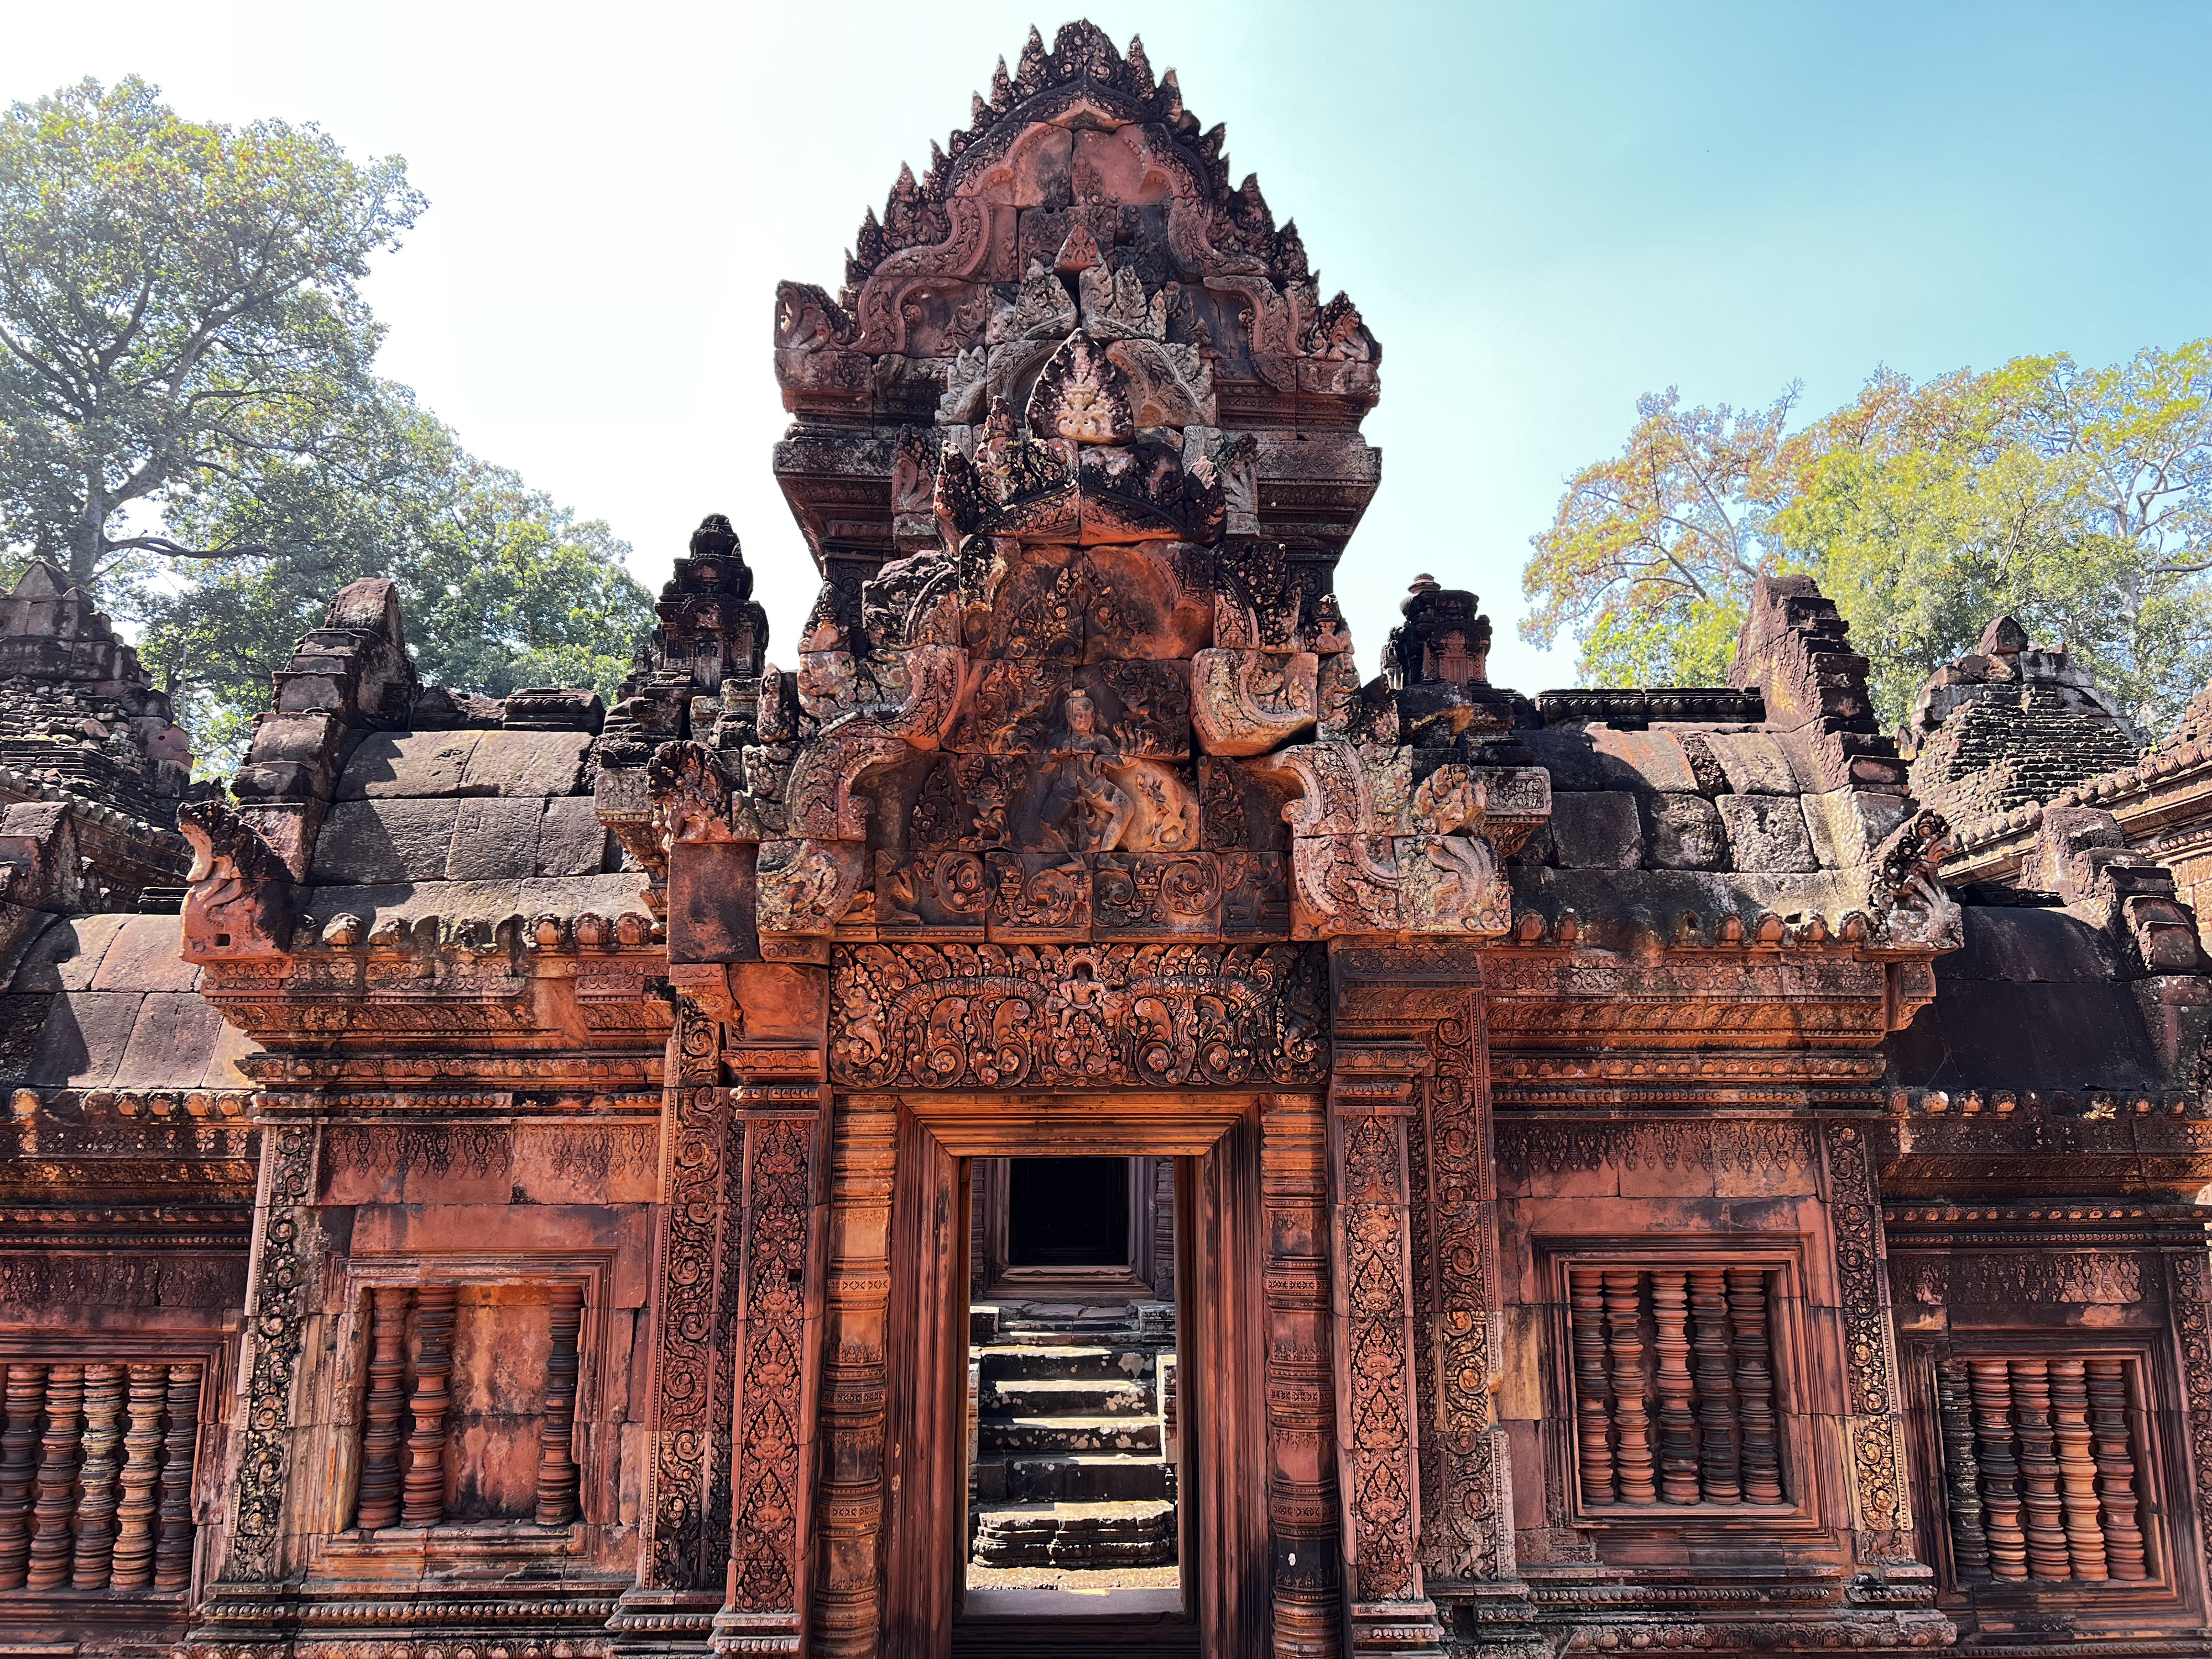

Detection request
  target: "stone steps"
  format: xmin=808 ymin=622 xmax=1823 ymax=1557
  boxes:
xmin=969 ymin=1498 xmax=1177 ymax=1569
xmin=982 ymin=1376 xmax=1154 ymax=1416
xmin=998 ymin=1452 xmax=1171 ymax=1503
xmin=976 ymin=1343 xmax=1134 ymax=1380
xmin=979 ymin=1412 xmax=1161 ymax=1454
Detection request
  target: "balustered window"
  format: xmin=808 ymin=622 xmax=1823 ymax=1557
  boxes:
xmin=351 ymin=1281 xmax=585 ymax=1531
xmin=0 ymin=1358 xmax=202 ymax=1593
xmin=1932 ymin=1353 xmax=2159 ymax=1588
xmin=1564 ymin=1261 xmax=1790 ymax=1511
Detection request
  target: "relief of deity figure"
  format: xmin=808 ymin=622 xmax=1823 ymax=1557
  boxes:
xmin=1038 ymin=692 xmax=1136 ymax=853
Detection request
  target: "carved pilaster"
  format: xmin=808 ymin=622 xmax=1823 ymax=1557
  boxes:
xmin=2167 ymin=1251 xmax=2212 ymax=1592
xmin=1331 ymin=1054 xmax=1442 ymax=1659
xmin=713 ymin=1087 xmax=830 ymax=1657
xmin=221 ymin=1121 xmax=319 ymax=1584
xmin=1819 ymin=1122 xmax=1919 ymax=1566
xmin=617 ymin=995 xmax=738 ymax=1640
xmin=1412 ymin=997 xmax=1516 ymax=1593
xmin=1262 ymin=1090 xmax=1343 ymax=1658
xmin=810 ymin=1095 xmax=896 ymax=1658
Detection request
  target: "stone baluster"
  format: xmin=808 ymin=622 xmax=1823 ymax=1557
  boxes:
xmin=2085 ymin=1359 xmax=2146 ymax=1580
xmin=1650 ymin=1271 xmax=1699 ymax=1505
xmin=154 ymin=1364 xmax=202 ymax=1592
xmin=401 ymin=1285 xmax=457 ymax=1528
xmin=72 ymin=1363 xmax=125 ymax=1588
xmin=111 ymin=1364 xmax=169 ymax=1589
xmin=1967 ymin=1358 xmax=2027 ymax=1580
xmin=1933 ymin=1360 xmax=1990 ymax=1582
xmin=356 ymin=1286 xmax=413 ymax=1530
xmin=1688 ymin=1270 xmax=1739 ymax=1503
xmin=0 ymin=1363 xmax=45 ymax=1588
xmin=1568 ymin=1266 xmax=1615 ymax=1504
xmin=26 ymin=1363 xmax=82 ymax=1589
xmin=1728 ymin=1268 xmax=1782 ymax=1504
xmin=2010 ymin=1359 xmax=2069 ymax=1579
xmin=2047 ymin=1359 xmax=2106 ymax=1580
xmin=536 ymin=1281 xmax=586 ymax=1526
xmin=1603 ymin=1270 xmax=1655 ymax=1503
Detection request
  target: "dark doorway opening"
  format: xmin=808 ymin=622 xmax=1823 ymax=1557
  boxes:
xmin=1006 ymin=1156 xmax=1130 ymax=1267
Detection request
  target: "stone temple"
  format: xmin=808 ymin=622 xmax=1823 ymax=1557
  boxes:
xmin=1 ymin=21 xmax=2211 ymax=1659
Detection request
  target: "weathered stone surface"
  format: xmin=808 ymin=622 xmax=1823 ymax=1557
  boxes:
xmin=536 ymin=795 xmax=609 ymax=877
xmin=1718 ymin=794 xmax=1818 ymax=873
xmin=307 ymin=797 xmax=462 ymax=883
xmin=335 ymin=730 xmax=482 ymax=799
xmin=1642 ymin=791 xmax=1729 ymax=870
xmin=457 ymin=728 xmax=593 ymax=797
xmin=1550 ymin=791 xmax=1642 ymax=869
xmin=445 ymin=797 xmax=545 ymax=881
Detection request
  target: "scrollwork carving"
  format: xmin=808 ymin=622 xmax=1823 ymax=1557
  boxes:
xmin=828 ymin=941 xmax=1325 ymax=1089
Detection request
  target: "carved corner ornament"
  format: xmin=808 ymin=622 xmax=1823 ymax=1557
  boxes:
xmin=178 ymin=796 xmax=294 ymax=962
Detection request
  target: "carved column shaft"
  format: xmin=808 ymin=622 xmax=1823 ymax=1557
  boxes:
xmin=1262 ymin=1090 xmax=1343 ymax=1659
xmin=1968 ymin=1358 xmax=2027 ymax=1580
xmin=1728 ymin=1267 xmax=1782 ymax=1504
xmin=400 ymin=1285 xmax=456 ymax=1528
xmin=1569 ymin=1267 xmax=1615 ymax=1505
xmin=1604 ymin=1270 xmax=1655 ymax=1504
xmin=811 ymin=1097 xmax=896 ymax=1659
xmin=633 ymin=998 xmax=739 ymax=1609
xmin=717 ymin=1092 xmax=828 ymax=1656
xmin=1652 ymin=1271 xmax=1698 ymax=1506
xmin=72 ymin=1362 xmax=124 ymax=1589
xmin=1933 ymin=1359 xmax=1989 ymax=1582
xmin=0 ymin=1363 xmax=44 ymax=1589
xmin=155 ymin=1364 xmax=202 ymax=1592
xmin=2085 ymin=1358 xmax=2146 ymax=1580
xmin=111 ymin=1363 xmax=168 ymax=1589
xmin=1688 ymin=1269 xmax=1740 ymax=1504
xmin=2009 ymin=1359 xmax=2070 ymax=1580
xmin=27 ymin=1363 xmax=82 ymax=1589
xmin=357 ymin=1284 xmax=413 ymax=1530
xmin=536 ymin=1282 xmax=586 ymax=1527
xmin=1329 ymin=1069 xmax=1438 ymax=1656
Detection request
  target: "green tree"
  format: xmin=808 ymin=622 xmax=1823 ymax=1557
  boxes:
xmin=1519 ymin=388 xmax=1797 ymax=687
xmin=1522 ymin=342 xmax=2212 ymax=729
xmin=0 ymin=76 xmax=423 ymax=586
xmin=138 ymin=382 xmax=655 ymax=769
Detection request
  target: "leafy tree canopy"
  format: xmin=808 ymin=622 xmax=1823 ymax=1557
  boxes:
xmin=137 ymin=380 xmax=656 ymax=770
xmin=0 ymin=77 xmax=654 ymax=772
xmin=0 ymin=75 xmax=422 ymax=585
xmin=1521 ymin=341 xmax=2212 ymax=731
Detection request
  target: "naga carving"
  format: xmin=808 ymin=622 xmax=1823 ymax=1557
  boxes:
xmin=179 ymin=797 xmax=294 ymax=961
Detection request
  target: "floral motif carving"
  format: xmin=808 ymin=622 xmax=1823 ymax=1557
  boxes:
xmin=1414 ymin=998 xmax=1509 ymax=1581
xmin=644 ymin=1005 xmax=735 ymax=1590
xmin=222 ymin=1124 xmax=317 ymax=1582
xmin=828 ymin=942 xmax=1325 ymax=1089
xmin=1823 ymin=1123 xmax=1911 ymax=1547
xmin=726 ymin=1114 xmax=817 ymax=1619
xmin=1337 ymin=1107 xmax=1417 ymax=1602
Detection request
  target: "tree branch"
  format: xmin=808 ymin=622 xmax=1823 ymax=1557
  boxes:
xmin=98 ymin=534 xmax=269 ymax=560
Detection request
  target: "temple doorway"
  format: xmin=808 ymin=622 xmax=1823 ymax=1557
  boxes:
xmin=964 ymin=1156 xmax=1182 ymax=1606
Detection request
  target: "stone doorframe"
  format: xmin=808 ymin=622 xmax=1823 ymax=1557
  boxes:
xmin=969 ymin=1153 xmax=1175 ymax=1305
xmin=812 ymin=1091 xmax=1340 ymax=1659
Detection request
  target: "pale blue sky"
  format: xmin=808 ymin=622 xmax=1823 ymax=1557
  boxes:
xmin=6 ymin=1 xmax=2208 ymax=691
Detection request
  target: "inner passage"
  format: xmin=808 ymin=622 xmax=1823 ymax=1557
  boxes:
xmin=967 ymin=1156 xmax=1180 ymax=1596
xmin=1007 ymin=1156 xmax=1129 ymax=1266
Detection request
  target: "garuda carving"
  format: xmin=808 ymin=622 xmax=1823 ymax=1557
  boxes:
xmin=829 ymin=941 xmax=1326 ymax=1089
